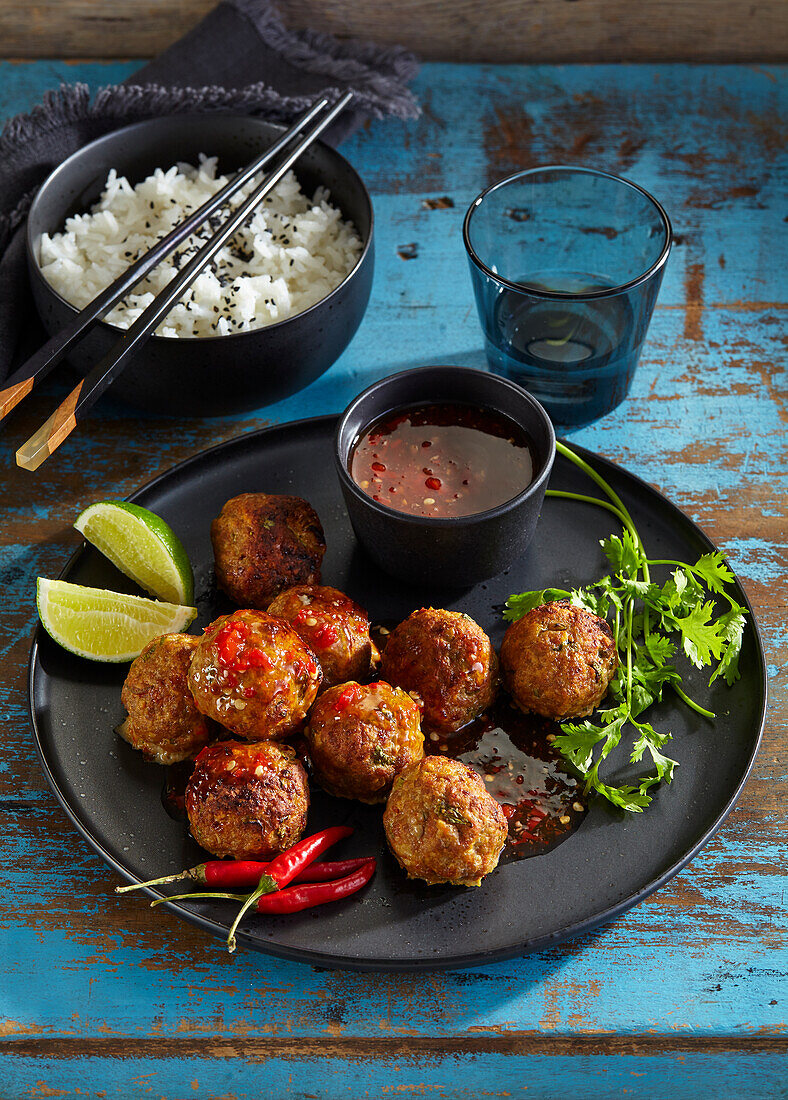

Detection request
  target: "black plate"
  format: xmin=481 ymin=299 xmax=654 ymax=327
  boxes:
xmin=28 ymin=417 xmax=767 ymax=971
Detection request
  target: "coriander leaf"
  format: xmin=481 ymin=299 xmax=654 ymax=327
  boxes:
xmin=630 ymin=682 xmax=656 ymax=718
xmin=594 ymin=576 xmax=624 ymax=612
xmin=693 ymin=551 xmax=736 ymax=595
xmin=630 ymin=723 xmax=677 ymax=785
xmin=503 ymin=587 xmax=570 ymax=621
xmin=709 ymin=609 xmax=747 ymax=686
xmin=588 ymin=778 xmax=652 ymax=812
xmin=553 ymin=719 xmax=608 ymax=772
xmin=644 ymin=631 xmax=676 ymax=665
xmin=648 ymin=570 xmax=701 ymax=617
xmin=601 ymin=530 xmax=641 ymax=577
xmin=619 ymin=578 xmax=659 ymax=601
xmin=674 ymin=601 xmax=728 ymax=668
xmin=569 ymin=587 xmax=608 ymax=617
xmin=633 ymin=650 xmax=680 ymax=693
xmin=598 ymin=701 xmax=628 ymax=724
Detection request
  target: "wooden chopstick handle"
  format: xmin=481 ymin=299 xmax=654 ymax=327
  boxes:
xmin=15 ymin=380 xmax=84 ymax=471
xmin=0 ymin=375 xmax=36 ymax=420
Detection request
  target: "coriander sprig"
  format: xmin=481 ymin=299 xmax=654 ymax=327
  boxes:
xmin=504 ymin=441 xmax=746 ymax=813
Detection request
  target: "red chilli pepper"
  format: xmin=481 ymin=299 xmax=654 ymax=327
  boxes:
xmin=206 ymin=857 xmax=371 ymax=889
xmin=115 ymin=827 xmax=353 ymax=895
xmin=264 ymin=826 xmax=353 ymax=890
xmin=256 ymin=859 xmax=376 ymax=914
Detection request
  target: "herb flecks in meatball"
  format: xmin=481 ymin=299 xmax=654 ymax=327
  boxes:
xmin=383 ymin=756 xmax=507 ymax=887
xmin=186 ymin=741 xmax=309 ymax=860
xmin=119 ymin=633 xmax=210 ymax=765
xmin=305 ymin=680 xmax=424 ymax=803
xmin=267 ymin=584 xmax=379 ymax=690
xmin=188 ymin=609 xmax=321 ymax=740
xmin=211 ymin=493 xmax=325 ymax=609
xmin=500 ymin=600 xmax=618 ymax=721
xmin=381 ymin=608 xmax=498 ymax=734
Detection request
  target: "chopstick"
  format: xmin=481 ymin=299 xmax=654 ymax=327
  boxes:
xmin=0 ymin=95 xmax=333 ymax=428
xmin=16 ymin=90 xmax=353 ymax=472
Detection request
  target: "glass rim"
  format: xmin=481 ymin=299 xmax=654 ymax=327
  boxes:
xmin=462 ymin=164 xmax=673 ymax=301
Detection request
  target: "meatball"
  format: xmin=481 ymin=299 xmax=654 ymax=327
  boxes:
xmin=267 ymin=585 xmax=378 ymax=690
xmin=186 ymin=740 xmax=309 ymax=859
xmin=500 ymin=600 xmax=618 ymax=720
xmin=188 ymin=610 xmax=322 ymax=740
xmin=305 ymin=680 xmax=424 ymax=803
xmin=383 ymin=756 xmax=507 ymax=887
xmin=381 ymin=608 xmax=498 ymax=734
xmin=211 ymin=493 xmax=325 ymax=609
xmin=119 ymin=633 xmax=210 ymax=765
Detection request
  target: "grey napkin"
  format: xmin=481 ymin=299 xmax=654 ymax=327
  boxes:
xmin=0 ymin=0 xmax=419 ymax=383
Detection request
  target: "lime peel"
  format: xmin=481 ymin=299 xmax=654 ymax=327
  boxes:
xmin=37 ymin=578 xmax=198 ymax=663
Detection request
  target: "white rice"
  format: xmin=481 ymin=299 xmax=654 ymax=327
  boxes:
xmin=38 ymin=155 xmax=363 ymax=338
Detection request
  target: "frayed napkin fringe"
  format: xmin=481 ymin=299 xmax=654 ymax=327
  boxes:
xmin=228 ymin=0 xmax=420 ymax=92
xmin=0 ymin=74 xmax=417 ymax=166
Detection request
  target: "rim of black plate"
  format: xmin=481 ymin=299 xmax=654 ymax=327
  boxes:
xmin=26 ymin=416 xmax=768 ymax=971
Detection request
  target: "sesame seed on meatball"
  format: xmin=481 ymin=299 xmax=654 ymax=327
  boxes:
xmin=211 ymin=493 xmax=325 ymax=609
xmin=383 ymin=756 xmax=507 ymax=887
xmin=188 ymin=610 xmax=321 ymax=740
xmin=267 ymin=585 xmax=379 ymax=690
xmin=119 ymin=633 xmax=211 ymax=765
xmin=305 ymin=680 xmax=424 ymax=803
xmin=381 ymin=608 xmax=498 ymax=734
xmin=500 ymin=600 xmax=618 ymax=721
xmin=186 ymin=740 xmax=309 ymax=860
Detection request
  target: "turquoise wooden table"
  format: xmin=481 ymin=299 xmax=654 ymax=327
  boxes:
xmin=1 ymin=60 xmax=786 ymax=1098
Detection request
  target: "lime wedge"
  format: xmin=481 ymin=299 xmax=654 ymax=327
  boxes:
xmin=37 ymin=579 xmax=198 ymax=663
xmin=74 ymin=500 xmax=194 ymax=605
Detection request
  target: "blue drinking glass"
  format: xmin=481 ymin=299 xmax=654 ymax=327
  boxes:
xmin=463 ymin=166 xmax=672 ymax=428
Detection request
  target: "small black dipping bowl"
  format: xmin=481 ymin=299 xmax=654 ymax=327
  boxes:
xmin=26 ymin=115 xmax=374 ymax=416
xmin=334 ymin=365 xmax=556 ymax=587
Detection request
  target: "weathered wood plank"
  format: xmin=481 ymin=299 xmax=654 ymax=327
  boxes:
xmin=1 ymin=0 xmax=788 ymax=62
xmin=2 ymin=1050 xmax=788 ymax=1099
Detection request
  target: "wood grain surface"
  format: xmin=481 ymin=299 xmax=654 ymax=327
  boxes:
xmin=1 ymin=0 xmax=787 ymax=62
xmin=0 ymin=59 xmax=786 ymax=1098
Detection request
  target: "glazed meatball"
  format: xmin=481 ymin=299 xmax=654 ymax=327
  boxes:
xmin=188 ymin=610 xmax=322 ymax=740
xmin=383 ymin=756 xmax=507 ymax=887
xmin=186 ymin=740 xmax=309 ymax=859
xmin=381 ymin=608 xmax=498 ymax=734
xmin=500 ymin=600 xmax=618 ymax=721
xmin=267 ymin=585 xmax=379 ymax=690
xmin=119 ymin=633 xmax=210 ymax=765
xmin=211 ymin=493 xmax=325 ymax=608
xmin=304 ymin=680 xmax=424 ymax=803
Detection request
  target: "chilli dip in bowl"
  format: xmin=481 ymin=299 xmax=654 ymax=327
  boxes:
xmin=349 ymin=403 xmax=535 ymax=519
xmin=335 ymin=365 xmax=555 ymax=587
